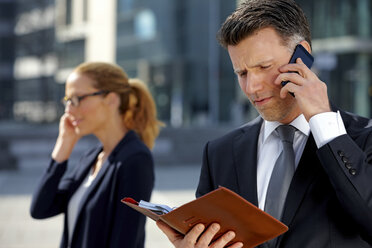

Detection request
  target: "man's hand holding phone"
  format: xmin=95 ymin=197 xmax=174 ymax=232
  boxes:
xmin=280 ymin=44 xmax=314 ymax=93
xmin=275 ymin=43 xmax=331 ymax=121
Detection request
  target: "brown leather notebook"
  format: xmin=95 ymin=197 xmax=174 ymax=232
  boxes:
xmin=122 ymin=187 xmax=288 ymax=248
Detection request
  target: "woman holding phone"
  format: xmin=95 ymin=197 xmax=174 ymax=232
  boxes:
xmin=30 ymin=62 xmax=163 ymax=248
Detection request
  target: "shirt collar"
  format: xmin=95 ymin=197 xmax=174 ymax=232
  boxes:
xmin=262 ymin=114 xmax=310 ymax=143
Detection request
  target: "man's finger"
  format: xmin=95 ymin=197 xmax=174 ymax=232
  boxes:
xmin=209 ymin=230 xmax=236 ymax=248
xmin=156 ymin=220 xmax=185 ymax=243
xmin=296 ymin=57 xmax=304 ymax=64
xmin=183 ymin=223 xmax=206 ymax=245
xmin=278 ymin=60 xmax=310 ymax=77
xmin=195 ymin=223 xmax=221 ymax=247
xmin=157 ymin=220 xmax=206 ymax=246
xmin=227 ymin=241 xmax=244 ymax=248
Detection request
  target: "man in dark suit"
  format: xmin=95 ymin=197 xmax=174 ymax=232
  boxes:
xmin=157 ymin=0 xmax=372 ymax=247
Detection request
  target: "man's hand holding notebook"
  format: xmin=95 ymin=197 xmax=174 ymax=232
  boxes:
xmin=122 ymin=186 xmax=288 ymax=248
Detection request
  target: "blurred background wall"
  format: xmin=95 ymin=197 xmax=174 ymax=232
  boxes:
xmin=0 ymin=0 xmax=371 ymax=168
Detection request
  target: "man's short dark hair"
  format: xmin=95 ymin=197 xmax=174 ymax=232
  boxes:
xmin=217 ymin=0 xmax=311 ymax=50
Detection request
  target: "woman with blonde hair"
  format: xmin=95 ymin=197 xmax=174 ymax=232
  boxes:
xmin=30 ymin=62 xmax=163 ymax=248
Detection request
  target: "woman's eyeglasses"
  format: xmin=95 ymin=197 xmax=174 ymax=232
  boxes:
xmin=62 ymin=91 xmax=108 ymax=107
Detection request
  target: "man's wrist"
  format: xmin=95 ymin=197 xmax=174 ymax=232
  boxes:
xmin=309 ymin=111 xmax=346 ymax=148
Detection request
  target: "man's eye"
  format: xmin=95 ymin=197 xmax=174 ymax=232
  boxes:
xmin=261 ymin=65 xmax=271 ymax=69
xmin=238 ymin=71 xmax=247 ymax=77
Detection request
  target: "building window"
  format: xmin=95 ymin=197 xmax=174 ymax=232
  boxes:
xmin=134 ymin=9 xmax=156 ymax=41
xmin=58 ymin=39 xmax=85 ymax=68
xmin=66 ymin=0 xmax=72 ymax=25
xmin=83 ymin=0 xmax=88 ymax=22
xmin=118 ymin=0 xmax=134 ymax=14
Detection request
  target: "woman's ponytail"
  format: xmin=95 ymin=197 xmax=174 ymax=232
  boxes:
xmin=124 ymin=78 xmax=164 ymax=149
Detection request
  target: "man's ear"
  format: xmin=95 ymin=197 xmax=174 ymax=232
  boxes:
xmin=299 ymin=40 xmax=311 ymax=54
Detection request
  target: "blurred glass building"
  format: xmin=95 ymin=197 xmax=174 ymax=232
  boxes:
xmin=0 ymin=0 xmax=15 ymax=120
xmin=52 ymin=0 xmax=237 ymax=126
xmin=297 ymin=0 xmax=372 ymax=118
xmin=115 ymin=0 xmax=236 ymax=126
xmin=4 ymin=0 xmax=372 ymax=125
xmin=54 ymin=0 xmax=116 ymax=77
xmin=13 ymin=0 xmax=58 ymax=122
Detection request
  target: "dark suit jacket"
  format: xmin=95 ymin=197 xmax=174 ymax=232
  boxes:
xmin=196 ymin=110 xmax=372 ymax=247
xmin=30 ymin=131 xmax=154 ymax=248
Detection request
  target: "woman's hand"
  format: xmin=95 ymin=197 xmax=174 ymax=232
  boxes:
xmin=157 ymin=220 xmax=243 ymax=248
xmin=51 ymin=113 xmax=80 ymax=162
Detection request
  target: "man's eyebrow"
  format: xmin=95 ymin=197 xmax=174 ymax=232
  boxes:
xmin=234 ymin=59 xmax=274 ymax=73
xmin=251 ymin=59 xmax=274 ymax=68
xmin=234 ymin=68 xmax=246 ymax=74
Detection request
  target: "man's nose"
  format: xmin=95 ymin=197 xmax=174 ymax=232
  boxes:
xmin=245 ymin=73 xmax=263 ymax=94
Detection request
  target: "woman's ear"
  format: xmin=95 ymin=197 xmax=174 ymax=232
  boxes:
xmin=299 ymin=40 xmax=311 ymax=54
xmin=104 ymin=92 xmax=120 ymax=109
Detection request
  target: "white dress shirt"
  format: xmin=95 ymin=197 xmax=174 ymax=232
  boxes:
xmin=256 ymin=111 xmax=347 ymax=210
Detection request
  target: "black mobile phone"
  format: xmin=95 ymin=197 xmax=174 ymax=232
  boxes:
xmin=281 ymin=44 xmax=314 ymax=96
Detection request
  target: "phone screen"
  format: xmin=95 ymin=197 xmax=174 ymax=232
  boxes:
xmin=281 ymin=44 xmax=314 ymax=94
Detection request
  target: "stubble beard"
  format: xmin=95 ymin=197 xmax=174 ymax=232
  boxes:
xmin=254 ymin=98 xmax=298 ymax=123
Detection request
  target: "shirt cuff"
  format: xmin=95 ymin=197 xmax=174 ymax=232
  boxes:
xmin=309 ymin=111 xmax=347 ymax=148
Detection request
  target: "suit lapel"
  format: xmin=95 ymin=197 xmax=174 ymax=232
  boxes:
xmin=69 ymin=132 xmax=138 ymax=244
xmin=281 ymin=134 xmax=320 ymax=225
xmin=233 ymin=117 xmax=262 ymax=206
xmin=73 ymin=131 xmax=136 ymax=223
xmin=75 ymin=155 xmax=112 ymax=219
xmin=59 ymin=148 xmax=100 ymax=193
